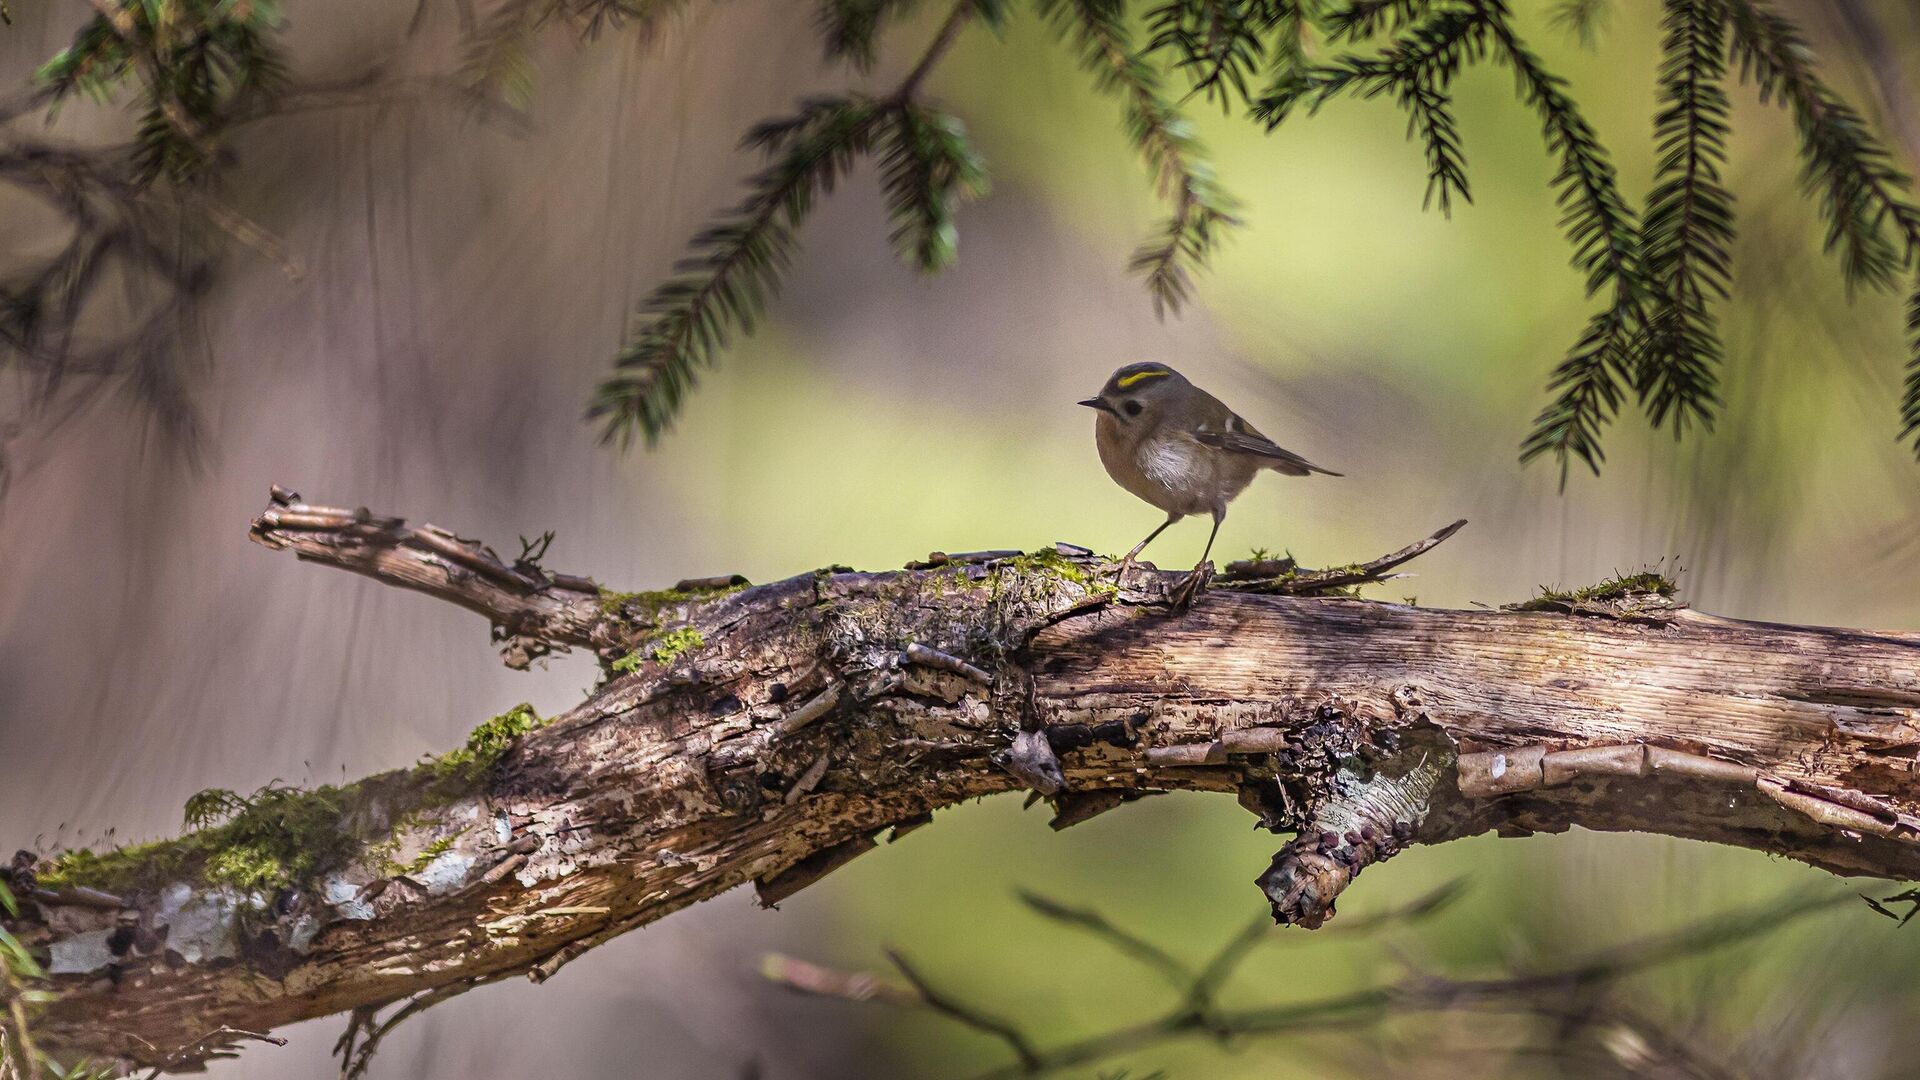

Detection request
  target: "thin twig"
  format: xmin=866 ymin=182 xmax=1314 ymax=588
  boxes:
xmin=886 ymin=950 xmax=1041 ymax=1071
xmin=335 ymin=983 xmax=471 ymax=1080
xmin=895 ymin=1 xmax=977 ymax=104
xmin=902 ymin=642 xmax=993 ymax=684
xmin=1183 ymin=911 xmax=1271 ymax=1014
xmin=780 ymin=888 xmax=1848 ymax=1080
xmin=1015 ymin=891 xmax=1193 ymax=991
xmin=762 ymin=953 xmax=921 ymax=1007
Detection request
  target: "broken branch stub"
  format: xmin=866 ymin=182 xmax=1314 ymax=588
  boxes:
xmin=247 ymin=486 xmax=611 ymax=668
xmin=1253 ymin=719 xmax=1453 ymax=927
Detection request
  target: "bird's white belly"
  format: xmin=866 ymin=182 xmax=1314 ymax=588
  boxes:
xmin=1139 ymin=437 xmax=1210 ymax=498
xmin=1118 ymin=434 xmax=1247 ymax=516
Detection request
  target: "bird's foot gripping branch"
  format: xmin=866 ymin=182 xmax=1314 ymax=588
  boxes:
xmin=6 ymin=489 xmax=1920 ymax=1073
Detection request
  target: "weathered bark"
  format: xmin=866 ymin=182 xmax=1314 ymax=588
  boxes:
xmin=7 ymin=487 xmax=1920 ymax=1070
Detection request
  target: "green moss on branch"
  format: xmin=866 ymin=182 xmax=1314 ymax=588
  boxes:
xmin=597 ymin=581 xmax=745 ymax=621
xmin=1511 ymin=571 xmax=1679 ymax=611
xmin=427 ymin=702 xmax=544 ymax=782
xmin=37 ymin=782 xmax=362 ymax=897
xmin=35 ymin=704 xmax=547 ymax=898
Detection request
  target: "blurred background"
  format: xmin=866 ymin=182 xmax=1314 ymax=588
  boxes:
xmin=5 ymin=1 xmax=1920 ymax=1076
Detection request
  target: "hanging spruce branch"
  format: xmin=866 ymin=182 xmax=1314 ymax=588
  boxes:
xmin=1039 ymin=0 xmax=1242 ymax=317
xmin=36 ymin=0 xmax=288 ymax=185
xmin=1480 ymin=4 xmax=1653 ymax=481
xmin=479 ymin=0 xmax=1920 ymax=465
xmin=589 ymin=96 xmax=887 ymax=446
xmin=1721 ymin=0 xmax=1920 ymax=458
xmin=1321 ymin=0 xmax=1428 ymax=43
xmin=461 ymin=0 xmax=689 ymax=109
xmin=1498 ymin=20 xmax=1649 ymax=478
xmin=1548 ymin=0 xmax=1609 ymax=50
xmin=1636 ymin=0 xmax=1733 ymax=436
xmin=878 ymin=102 xmax=992 ymax=272
xmin=2 ymin=1 xmax=296 ymax=492
xmin=590 ymin=0 xmax=994 ymax=444
xmin=1251 ymin=4 xmax=1633 ymax=477
xmin=1256 ymin=1 xmax=1319 ymax=91
xmin=1722 ymin=0 xmax=1920 ymax=295
xmin=1252 ymin=7 xmax=1483 ymax=214
xmin=461 ymin=0 xmax=545 ymax=108
xmin=1519 ymin=305 xmax=1635 ymax=480
xmin=818 ymin=0 xmax=925 ymax=73
xmin=1903 ymin=281 xmax=1920 ymax=453
xmin=1145 ymin=0 xmax=1294 ymax=113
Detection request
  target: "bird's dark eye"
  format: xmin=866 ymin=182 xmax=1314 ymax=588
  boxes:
xmin=1123 ymin=400 xmax=1144 ymax=418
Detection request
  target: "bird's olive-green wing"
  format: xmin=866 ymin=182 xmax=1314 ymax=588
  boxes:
xmin=1194 ymin=413 xmax=1343 ymax=477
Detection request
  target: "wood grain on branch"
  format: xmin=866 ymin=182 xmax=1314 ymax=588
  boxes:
xmin=7 ymin=488 xmax=1920 ymax=1071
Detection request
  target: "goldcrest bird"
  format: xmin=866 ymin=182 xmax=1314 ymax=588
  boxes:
xmin=1079 ymin=362 xmax=1340 ymax=570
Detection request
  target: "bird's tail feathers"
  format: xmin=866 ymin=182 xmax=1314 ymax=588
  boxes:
xmin=1267 ymin=458 xmax=1342 ymax=478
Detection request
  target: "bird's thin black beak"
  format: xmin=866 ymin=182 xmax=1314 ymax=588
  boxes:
xmin=1078 ymin=398 xmax=1116 ymax=414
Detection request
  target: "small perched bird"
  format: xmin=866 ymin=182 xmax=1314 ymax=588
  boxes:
xmin=1079 ymin=362 xmax=1339 ymax=572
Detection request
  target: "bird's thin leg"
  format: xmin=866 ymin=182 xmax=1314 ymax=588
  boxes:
xmin=1123 ymin=514 xmax=1181 ymax=568
xmin=1171 ymin=511 xmax=1223 ymax=613
xmin=1197 ymin=512 xmax=1223 ymax=568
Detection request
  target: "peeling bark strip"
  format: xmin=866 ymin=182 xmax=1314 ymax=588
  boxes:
xmin=8 ymin=489 xmax=1920 ymax=1070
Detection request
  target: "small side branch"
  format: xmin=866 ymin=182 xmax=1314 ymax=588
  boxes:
xmin=1220 ymin=519 xmax=1468 ymax=595
xmin=248 ymin=485 xmax=609 ymax=667
xmin=887 ymin=951 xmax=1041 ymax=1071
xmin=332 ymin=982 xmax=473 ymax=1080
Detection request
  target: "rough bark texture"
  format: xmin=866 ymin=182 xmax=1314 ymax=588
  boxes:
xmin=7 ymin=488 xmax=1920 ymax=1071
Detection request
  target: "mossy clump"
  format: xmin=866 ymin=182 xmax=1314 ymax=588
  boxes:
xmin=34 ymin=837 xmax=196 ymax=896
xmin=1003 ymin=547 xmax=1118 ymax=599
xmin=1253 ymin=563 xmax=1368 ymax=597
xmin=383 ymin=831 xmax=464 ymax=877
xmin=597 ymin=587 xmax=678 ymax=617
xmin=598 ymin=581 xmax=745 ymax=621
xmin=599 ymin=581 xmax=735 ymax=675
xmin=609 ymin=626 xmax=706 ymax=674
xmin=1211 ymin=558 xmax=1369 ymax=598
xmin=429 ymin=702 xmax=544 ymax=783
xmin=38 ymin=782 xmax=361 ymax=897
xmin=192 ymin=785 xmax=356 ymax=892
xmin=651 ymin=626 xmax=705 ymax=664
xmin=1512 ymin=571 xmax=1679 ymax=611
xmin=402 ymin=834 xmax=458 ymax=874
xmin=35 ymin=705 xmax=550 ymax=898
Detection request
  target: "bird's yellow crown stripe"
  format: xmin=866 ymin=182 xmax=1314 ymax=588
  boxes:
xmin=1116 ymin=368 xmax=1170 ymax=389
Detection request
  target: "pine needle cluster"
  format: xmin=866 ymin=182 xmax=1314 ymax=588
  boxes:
xmin=1 ymin=1 xmax=297 ymax=491
xmin=589 ymin=87 xmax=992 ymax=443
xmin=1144 ymin=0 xmax=1304 ymax=113
xmin=1040 ymin=0 xmax=1241 ymax=319
xmin=36 ymin=0 xmax=288 ymax=185
xmin=461 ymin=0 xmax=685 ymax=109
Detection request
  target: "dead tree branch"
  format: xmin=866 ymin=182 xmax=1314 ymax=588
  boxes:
xmin=5 ymin=488 xmax=1920 ymax=1072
